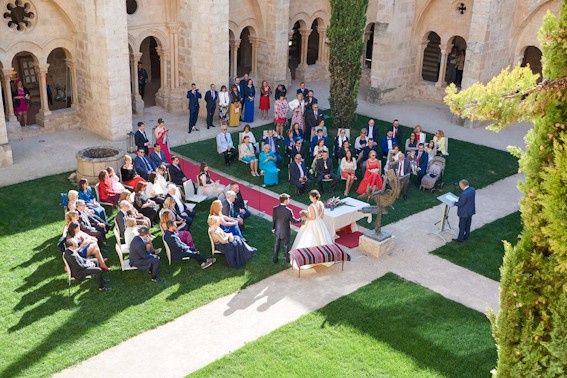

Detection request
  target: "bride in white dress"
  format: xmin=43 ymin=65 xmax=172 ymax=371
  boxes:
xmin=291 ymin=190 xmax=335 ymax=250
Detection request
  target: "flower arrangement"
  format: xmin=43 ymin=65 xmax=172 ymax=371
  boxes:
xmin=325 ymin=196 xmax=344 ymax=210
xmin=299 ymin=210 xmax=309 ymax=225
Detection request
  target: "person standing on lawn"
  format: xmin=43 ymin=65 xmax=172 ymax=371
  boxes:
xmin=453 ymin=179 xmax=476 ymax=242
xmin=272 ymin=193 xmax=301 ymax=263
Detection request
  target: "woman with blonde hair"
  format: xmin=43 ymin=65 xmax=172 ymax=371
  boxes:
xmin=208 ymin=200 xmax=256 ymax=268
xmin=66 ymin=190 xmax=79 ymax=212
xmin=120 ymin=154 xmax=145 ymax=188
xmin=159 ymin=202 xmax=194 ymax=248
xmin=66 ymin=221 xmax=110 ymax=271
xmin=433 ymin=129 xmax=448 ymax=157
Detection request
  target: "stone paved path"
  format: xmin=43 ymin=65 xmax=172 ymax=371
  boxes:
xmin=54 ymin=173 xmax=522 ymax=378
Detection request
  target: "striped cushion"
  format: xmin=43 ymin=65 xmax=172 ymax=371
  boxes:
xmin=290 ymin=243 xmax=351 ymax=267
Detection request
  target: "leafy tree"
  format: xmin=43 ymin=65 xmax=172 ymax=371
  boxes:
xmin=444 ymin=5 xmax=567 ymax=377
xmin=327 ymin=0 xmax=368 ymax=129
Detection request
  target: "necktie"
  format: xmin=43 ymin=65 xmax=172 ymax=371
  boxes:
xmin=230 ymin=203 xmax=234 ymax=217
xmin=324 ymin=160 xmax=327 ymax=170
xmin=298 ymin=163 xmax=304 ymax=177
xmin=270 ymin=138 xmax=274 ymax=152
xmin=224 ymin=134 xmax=228 ymax=143
xmin=143 ymin=157 xmax=151 ymax=171
xmin=143 ymin=131 xmax=147 ymax=140
xmin=417 ymin=152 xmax=422 ymax=164
xmin=398 ymin=163 xmax=403 ymax=176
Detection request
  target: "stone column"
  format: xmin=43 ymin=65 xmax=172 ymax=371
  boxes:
xmin=436 ymin=49 xmax=448 ymax=87
xmin=249 ymin=36 xmax=258 ymax=75
xmin=65 ymin=59 xmax=79 ymax=110
xmin=317 ymin=26 xmax=326 ymax=63
xmin=131 ymin=52 xmax=144 ymax=113
xmin=157 ymin=47 xmax=169 ymax=89
xmin=299 ymin=29 xmax=310 ymax=67
xmin=230 ymin=39 xmax=240 ymax=78
xmin=0 ymin=83 xmax=13 ymax=167
xmin=2 ymin=69 xmax=16 ymax=122
xmin=167 ymin=22 xmax=178 ymax=88
xmin=37 ymin=64 xmax=51 ymax=116
xmin=416 ymin=40 xmax=428 ymax=80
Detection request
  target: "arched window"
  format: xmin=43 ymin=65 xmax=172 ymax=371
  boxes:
xmin=237 ymin=27 xmax=253 ymax=76
xmin=307 ymin=20 xmax=319 ymax=65
xmin=288 ymin=21 xmax=302 ymax=79
xmin=47 ymin=48 xmax=73 ymax=110
xmin=139 ymin=36 xmax=161 ymax=107
xmin=421 ymin=32 xmax=441 ymax=82
xmin=521 ymin=46 xmax=543 ymax=83
xmin=365 ymin=24 xmax=375 ymax=69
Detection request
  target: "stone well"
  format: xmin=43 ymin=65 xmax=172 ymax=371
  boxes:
xmin=76 ymin=146 xmax=125 ymax=184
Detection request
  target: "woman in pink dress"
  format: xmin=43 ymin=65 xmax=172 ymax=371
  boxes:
xmin=357 ymin=151 xmax=384 ymax=195
xmin=273 ymin=94 xmax=288 ymax=137
xmin=154 ymin=118 xmax=172 ymax=163
xmin=259 ymin=80 xmax=272 ymax=120
xmin=290 ymin=93 xmax=305 ymax=133
xmin=13 ymin=80 xmax=30 ymax=126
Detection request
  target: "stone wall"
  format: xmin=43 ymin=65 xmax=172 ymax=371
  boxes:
xmin=0 ymin=83 xmax=12 ymax=167
xmin=257 ymin=0 xmax=291 ymax=85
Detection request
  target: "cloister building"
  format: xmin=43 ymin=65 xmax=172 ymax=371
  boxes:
xmin=0 ymin=0 xmax=561 ymax=167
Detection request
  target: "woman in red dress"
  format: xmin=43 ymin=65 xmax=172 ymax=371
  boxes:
xmin=259 ymin=80 xmax=272 ymax=120
xmin=356 ymin=150 xmax=383 ymax=195
xmin=97 ymin=170 xmax=122 ymax=205
xmin=154 ymin=118 xmax=172 ymax=163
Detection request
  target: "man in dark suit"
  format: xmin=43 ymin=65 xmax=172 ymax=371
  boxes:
xmin=315 ymin=151 xmax=338 ymax=193
xmin=239 ymin=73 xmax=249 ymax=111
xmin=76 ymin=200 xmax=107 ymax=248
xmin=453 ymin=179 xmax=476 ymax=242
xmin=262 ymin=129 xmax=283 ymax=164
xmin=115 ymin=201 xmax=130 ymax=242
xmin=415 ymin=143 xmax=429 ymax=186
xmin=168 ymin=156 xmax=187 ymax=185
xmin=134 ymin=122 xmax=150 ymax=155
xmin=289 ymin=153 xmax=311 ymax=194
xmin=391 ymin=154 xmax=411 ymax=199
xmin=357 ymin=138 xmax=380 ymax=172
xmin=64 ymin=239 xmax=109 ymax=291
xmin=137 ymin=62 xmax=148 ymax=99
xmin=366 ymin=119 xmax=380 ymax=142
xmin=304 ymin=103 xmax=324 ymax=142
xmin=380 ymin=130 xmax=399 ymax=158
xmin=204 ymin=83 xmax=218 ymax=129
xmin=166 ymin=183 xmax=194 ymax=227
xmin=287 ymin=139 xmax=307 ymax=161
xmin=296 ymin=82 xmax=309 ymax=98
xmin=272 ymin=193 xmax=301 ymax=263
xmin=129 ymin=226 xmax=161 ymax=282
xmin=187 ymin=83 xmax=202 ymax=133
xmin=310 ymin=128 xmax=326 ymax=155
xmin=227 ymin=183 xmax=251 ymax=219
xmin=149 ymin=143 xmax=167 ymax=168
xmin=133 ymin=148 xmax=155 ymax=180
xmin=220 ymin=190 xmax=244 ymax=236
xmin=391 ymin=119 xmax=402 ymax=142
xmin=163 ymin=221 xmax=215 ymax=268
xmin=304 ymin=90 xmax=318 ymax=111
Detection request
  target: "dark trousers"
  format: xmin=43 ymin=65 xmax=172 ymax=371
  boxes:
xmin=206 ymin=106 xmax=216 ymax=127
xmin=457 ymin=216 xmax=472 ymax=241
xmin=290 ymin=179 xmax=311 ymax=194
xmin=147 ymin=257 xmax=161 ymax=279
xmin=456 ymin=70 xmax=464 ymax=87
xmin=176 ymin=249 xmax=206 ymax=264
xmin=138 ymin=83 xmax=146 ymax=99
xmin=273 ymin=235 xmax=291 ymax=262
xmin=188 ymin=108 xmax=199 ymax=131
xmin=84 ymin=267 xmax=105 ymax=288
xmin=317 ymin=174 xmax=338 ymax=192
xmin=223 ymin=148 xmax=237 ymax=165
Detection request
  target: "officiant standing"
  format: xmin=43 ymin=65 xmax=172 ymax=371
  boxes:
xmin=453 ymin=179 xmax=476 ymax=242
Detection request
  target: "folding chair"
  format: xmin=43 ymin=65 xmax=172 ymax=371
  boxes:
xmin=94 ymin=183 xmax=115 ymax=207
xmin=113 ymin=221 xmax=130 ymax=255
xmin=62 ymin=253 xmax=92 ymax=297
xmin=208 ymin=229 xmax=223 ymax=257
xmin=161 ymin=235 xmax=191 ymax=265
xmin=115 ymin=243 xmax=137 ymax=271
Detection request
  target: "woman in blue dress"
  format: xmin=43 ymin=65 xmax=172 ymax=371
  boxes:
xmin=77 ymin=178 xmax=107 ymax=221
xmin=291 ymin=122 xmax=304 ymax=141
xmin=243 ymin=79 xmax=255 ymax=123
xmin=259 ymin=144 xmax=279 ymax=187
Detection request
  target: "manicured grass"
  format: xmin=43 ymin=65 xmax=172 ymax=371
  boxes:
xmin=173 ymin=114 xmax=518 ymax=226
xmin=432 ymin=212 xmax=522 ymax=281
xmin=0 ymin=173 xmax=288 ymax=377
xmin=191 ymin=273 xmax=496 ymax=378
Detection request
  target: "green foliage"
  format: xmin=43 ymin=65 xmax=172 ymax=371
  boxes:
xmin=444 ymin=5 xmax=567 ymax=377
xmin=327 ymin=0 xmax=368 ymax=130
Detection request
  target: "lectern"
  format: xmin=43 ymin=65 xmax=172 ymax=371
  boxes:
xmin=431 ymin=192 xmax=458 ymax=241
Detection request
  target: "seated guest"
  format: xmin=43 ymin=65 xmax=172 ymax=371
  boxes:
xmin=63 ymin=239 xmax=109 ymax=291
xmin=164 ymin=221 xmax=215 ymax=268
xmin=334 ymin=128 xmax=349 ymax=157
xmin=77 ymin=178 xmax=107 ymax=221
xmin=313 ymin=119 xmax=328 ymax=138
xmin=241 ymin=124 xmax=259 ymax=152
xmin=106 ymin=166 xmax=126 ymax=192
xmin=287 ymin=138 xmax=307 ymax=161
xmin=354 ymin=129 xmax=369 ymax=156
xmin=311 ymin=138 xmax=329 ymax=171
xmin=149 ymin=143 xmax=168 ymax=168
xmin=133 ymin=148 xmax=155 ymax=180
xmin=164 ymin=183 xmax=194 ymax=226
xmin=315 ymin=151 xmax=338 ymax=193
xmin=216 ymin=125 xmax=237 ymax=166
xmin=335 ymin=140 xmax=351 ymax=162
xmin=239 ymin=135 xmax=259 ymax=176
xmin=415 ymin=143 xmax=429 ymax=186
xmin=168 ymin=156 xmax=187 ymax=186
xmin=291 ymin=122 xmax=304 ymax=141
xmin=133 ymin=182 xmax=160 ymax=224
xmin=66 ymin=189 xmax=79 ymax=212
xmin=63 ymin=210 xmax=80 ymax=236
xmin=197 ymin=162 xmax=225 ymax=198
xmin=356 ymin=150 xmax=383 ymax=195
xmin=391 ymin=153 xmax=411 ymax=200
xmin=357 ymin=138 xmax=380 ymax=172
xmin=97 ymin=170 xmax=121 ymax=205
xmin=289 ymin=153 xmax=311 ymax=194
xmin=227 ymin=182 xmax=251 ymax=219
xmin=120 ymin=154 xmax=145 ymax=188
xmin=413 ymin=124 xmax=426 ymax=144
xmin=118 ymin=195 xmax=151 ymax=228
xmin=391 ymin=119 xmax=403 ymax=142
xmin=145 ymin=172 xmax=166 ymax=205
xmin=340 ymin=149 xmax=357 ymax=196
xmin=425 ymin=140 xmax=437 ymax=158
xmin=159 ymin=204 xmax=193 ymax=247
xmin=66 ymin=221 xmax=109 ymax=271
xmin=380 ymin=130 xmax=399 ymax=158
xmin=124 ymin=216 xmax=141 ymax=248
xmin=115 ymin=201 xmax=130 ymax=242
xmin=129 ymin=226 xmax=161 ymax=282
xmin=221 ymin=190 xmax=245 ymax=235
xmin=262 ymin=129 xmax=283 ymax=164
xmin=155 ymin=165 xmax=169 ymax=192
xmin=366 ymin=119 xmax=380 ymax=142
xmin=284 ymin=129 xmax=296 ymax=155
xmin=433 ymin=129 xmax=448 ymax=157
xmin=208 ymin=200 xmax=256 ymax=268
xmin=310 ymin=128 xmax=326 ymax=155
xmin=259 ymin=144 xmax=279 ymax=187
xmin=385 ymin=144 xmax=402 ymax=171
xmin=405 ymin=132 xmax=419 ymax=155
xmin=76 ymin=200 xmax=107 ymax=248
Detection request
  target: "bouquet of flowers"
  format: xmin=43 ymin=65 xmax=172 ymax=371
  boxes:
xmin=299 ymin=210 xmax=309 ymax=225
xmin=325 ymin=196 xmax=344 ymax=210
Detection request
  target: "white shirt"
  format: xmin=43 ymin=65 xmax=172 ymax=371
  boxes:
xmin=124 ymin=226 xmax=139 ymax=247
xmin=216 ymin=132 xmax=234 ymax=153
xmin=387 ymin=138 xmax=393 ymax=151
xmin=340 ymin=157 xmax=357 ymax=172
xmin=297 ymin=162 xmax=305 ymax=178
xmin=218 ymin=91 xmax=230 ymax=107
xmin=172 ymin=194 xmax=186 ymax=213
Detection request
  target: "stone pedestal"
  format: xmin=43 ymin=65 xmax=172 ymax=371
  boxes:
xmin=358 ymin=234 xmax=396 ymax=258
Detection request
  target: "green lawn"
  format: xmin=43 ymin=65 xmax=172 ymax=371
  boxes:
xmin=191 ymin=273 xmax=496 ymax=378
xmin=0 ymin=173 xmax=288 ymax=377
xmin=432 ymin=212 xmax=522 ymax=281
xmin=173 ymin=114 xmax=518 ymax=226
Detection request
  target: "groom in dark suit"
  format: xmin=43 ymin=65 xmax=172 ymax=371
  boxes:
xmin=272 ymin=193 xmax=300 ymax=263
xmin=453 ymin=179 xmax=476 ymax=242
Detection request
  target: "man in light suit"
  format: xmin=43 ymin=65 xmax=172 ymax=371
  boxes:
xmin=315 ymin=151 xmax=338 ymax=193
xmin=134 ymin=122 xmax=150 ymax=155
xmin=64 ymin=239 xmax=109 ymax=291
xmin=366 ymin=119 xmax=380 ymax=143
xmin=289 ymin=153 xmax=311 ymax=194
xmin=262 ymin=129 xmax=283 ymax=164
xmin=453 ymin=179 xmax=476 ymax=242
xmin=304 ymin=103 xmax=324 ymax=142
xmin=163 ymin=221 xmax=215 ymax=268
xmin=272 ymin=193 xmax=301 ymax=263
xmin=129 ymin=226 xmax=161 ymax=282
xmin=149 ymin=143 xmax=167 ymax=168
xmin=133 ymin=148 xmax=155 ymax=180
xmin=187 ymin=83 xmax=201 ymax=133
xmin=204 ymin=83 xmax=218 ymax=129
xmin=216 ymin=126 xmax=236 ymax=165
xmin=391 ymin=154 xmax=411 ymax=200
xmin=415 ymin=143 xmax=429 ymax=186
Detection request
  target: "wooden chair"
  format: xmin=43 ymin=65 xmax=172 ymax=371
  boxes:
xmin=208 ymin=228 xmax=223 ymax=257
xmin=94 ymin=183 xmax=115 ymax=207
xmin=113 ymin=221 xmax=130 ymax=255
xmin=162 ymin=234 xmax=191 ymax=265
xmin=115 ymin=243 xmax=137 ymax=271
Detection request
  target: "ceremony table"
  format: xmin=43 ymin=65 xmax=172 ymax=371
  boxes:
xmin=323 ymin=197 xmax=372 ymax=238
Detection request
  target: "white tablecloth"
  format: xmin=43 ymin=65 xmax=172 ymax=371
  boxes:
xmin=323 ymin=197 xmax=372 ymax=237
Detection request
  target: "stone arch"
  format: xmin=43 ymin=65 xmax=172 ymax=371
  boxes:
xmin=48 ymin=0 xmax=79 ymax=33
xmin=46 ymin=47 xmax=74 ymax=110
xmin=5 ymin=42 xmax=44 ymax=66
xmin=289 ymin=14 xmax=309 ymax=30
xmin=138 ymin=36 xmax=162 ymax=106
xmin=10 ymin=50 xmax=41 ymax=125
xmin=521 ymin=45 xmax=543 ymax=82
xmin=43 ymin=38 xmax=75 ymax=64
xmin=444 ymin=35 xmax=466 ymax=85
xmin=235 ymin=19 xmax=259 ymax=40
xmin=364 ymin=23 xmax=375 ymax=69
xmin=309 ymin=11 xmax=329 ymax=28
xmin=237 ymin=26 xmax=256 ymax=76
xmin=306 ymin=19 xmax=320 ymax=65
xmin=288 ymin=20 xmax=304 ymax=79
xmin=135 ymin=30 xmax=168 ymax=52
xmin=421 ymin=31 xmax=441 ymax=82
